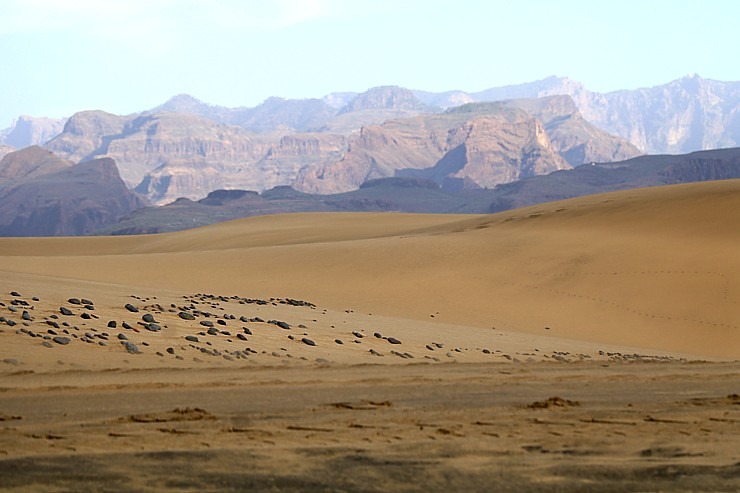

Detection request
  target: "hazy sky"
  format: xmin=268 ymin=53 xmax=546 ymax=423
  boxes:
xmin=1 ymin=0 xmax=738 ymax=127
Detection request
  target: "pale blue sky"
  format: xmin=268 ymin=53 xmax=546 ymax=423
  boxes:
xmin=1 ymin=0 xmax=738 ymax=127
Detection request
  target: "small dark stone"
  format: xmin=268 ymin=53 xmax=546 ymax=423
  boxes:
xmin=482 ymin=349 xmax=491 ymax=354
xmin=68 ymin=298 xmax=81 ymax=305
xmin=59 ymin=307 xmax=74 ymax=316
xmin=42 ymin=341 xmax=53 ymax=348
xmin=387 ymin=337 xmax=402 ymax=345
xmin=80 ymin=313 xmax=92 ymax=320
xmin=32 ymin=297 xmax=40 ymax=301
xmin=145 ymin=323 xmax=161 ymax=332
xmin=217 ymin=319 xmax=227 ymax=326
xmin=352 ymin=331 xmax=364 ymax=338
xmin=237 ymin=333 xmax=247 ymax=341
xmin=6 ymin=319 xmax=16 ymax=327
xmin=10 ymin=291 xmax=21 ymax=297
xmin=22 ymin=311 xmax=31 ymax=321
xmin=301 ymin=338 xmax=316 ymax=346
xmin=81 ymin=299 xmax=93 ymax=306
xmin=107 ymin=321 xmax=117 ymax=328
xmin=207 ymin=327 xmax=220 ymax=335
xmin=122 ymin=321 xmax=133 ymax=330
xmin=142 ymin=313 xmax=156 ymax=323
xmin=243 ymin=328 xmax=252 ymax=335
xmin=124 ymin=304 xmax=139 ymax=313
xmin=52 ymin=336 xmax=71 ymax=345
xmin=166 ymin=347 xmax=175 ymax=354
xmin=374 ymin=332 xmax=382 ymax=338
xmin=99 ymin=341 xmax=107 ymax=347
xmin=200 ymin=320 xmax=214 ymax=327
xmin=185 ymin=335 xmax=199 ymax=342
xmin=117 ymin=333 xmax=128 ymax=340
xmin=335 ymin=339 xmax=344 ymax=345
xmin=84 ymin=305 xmax=95 ymax=311
xmin=178 ymin=312 xmax=196 ymax=320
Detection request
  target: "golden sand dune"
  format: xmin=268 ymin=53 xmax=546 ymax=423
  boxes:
xmin=2 ymin=179 xmax=739 ymax=359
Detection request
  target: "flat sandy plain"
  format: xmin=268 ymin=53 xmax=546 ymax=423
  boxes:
xmin=0 ymin=180 xmax=738 ymax=491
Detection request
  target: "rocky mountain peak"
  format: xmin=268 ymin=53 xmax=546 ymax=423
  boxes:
xmin=338 ymin=86 xmax=431 ymax=114
xmin=0 ymin=145 xmax=73 ymax=182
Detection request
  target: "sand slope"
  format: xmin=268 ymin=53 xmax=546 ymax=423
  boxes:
xmin=2 ymin=179 xmax=739 ymax=358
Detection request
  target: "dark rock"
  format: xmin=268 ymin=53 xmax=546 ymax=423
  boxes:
xmin=80 ymin=313 xmax=92 ymax=320
xmin=81 ymin=299 xmax=93 ymax=305
xmin=6 ymin=319 xmax=16 ymax=327
xmin=124 ymin=303 xmax=139 ymax=313
xmin=123 ymin=342 xmax=139 ymax=354
xmin=84 ymin=305 xmax=95 ymax=311
xmin=42 ymin=341 xmax=53 ymax=348
xmin=374 ymin=332 xmax=382 ymax=338
xmin=107 ymin=321 xmax=117 ymax=328
xmin=239 ymin=315 xmax=249 ymax=323
xmin=21 ymin=311 xmax=31 ymax=321
xmin=68 ymin=298 xmax=81 ymax=305
xmin=207 ymin=327 xmax=220 ymax=336
xmin=59 ymin=307 xmax=74 ymax=316
xmin=145 ymin=323 xmax=161 ymax=331
xmin=335 ymin=339 xmax=344 ymax=345
xmin=46 ymin=320 xmax=60 ymax=329
xmin=387 ymin=337 xmax=402 ymax=345
xmin=52 ymin=336 xmax=71 ymax=345
xmin=217 ymin=319 xmax=226 ymax=326
xmin=270 ymin=320 xmax=291 ymax=330
xmin=185 ymin=335 xmax=199 ymax=342
xmin=142 ymin=313 xmax=156 ymax=323
xmin=352 ymin=331 xmax=364 ymax=338
xmin=117 ymin=333 xmax=128 ymax=340
xmin=178 ymin=312 xmax=196 ymax=320
xmin=200 ymin=320 xmax=214 ymax=327
xmin=243 ymin=328 xmax=252 ymax=335
xmin=10 ymin=291 xmax=21 ymax=297
xmin=47 ymin=329 xmax=58 ymax=335
xmin=122 ymin=321 xmax=133 ymax=330
xmin=237 ymin=333 xmax=247 ymax=341
xmin=8 ymin=306 xmax=17 ymax=313
xmin=32 ymin=297 xmax=39 ymax=301
xmin=99 ymin=341 xmax=107 ymax=347
xmin=301 ymin=338 xmax=316 ymax=346
xmin=166 ymin=347 xmax=175 ymax=354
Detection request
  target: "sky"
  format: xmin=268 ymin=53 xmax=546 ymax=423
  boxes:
xmin=1 ymin=0 xmax=738 ymax=127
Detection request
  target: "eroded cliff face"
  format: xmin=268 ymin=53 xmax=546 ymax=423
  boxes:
xmin=0 ymin=157 xmax=145 ymax=236
xmin=292 ymin=104 xmax=602 ymax=194
xmin=563 ymin=76 xmax=739 ymax=154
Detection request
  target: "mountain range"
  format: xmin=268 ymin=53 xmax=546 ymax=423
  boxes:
xmin=100 ymin=147 xmax=740 ymax=235
xmin=0 ymin=74 xmax=738 ymax=236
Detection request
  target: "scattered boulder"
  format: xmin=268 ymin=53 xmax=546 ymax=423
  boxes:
xmin=352 ymin=331 xmax=364 ymax=338
xmin=178 ymin=312 xmax=196 ymax=320
xmin=142 ymin=314 xmax=156 ymax=323
xmin=107 ymin=321 xmax=117 ymax=328
xmin=145 ymin=323 xmax=161 ymax=332
xmin=124 ymin=303 xmax=139 ymax=313
xmin=21 ymin=311 xmax=31 ymax=321
xmin=185 ymin=335 xmax=199 ymax=343
xmin=374 ymin=332 xmax=382 ymax=338
xmin=123 ymin=342 xmax=140 ymax=354
xmin=10 ymin=291 xmax=21 ymax=297
xmin=52 ymin=336 xmax=71 ymax=345
xmin=335 ymin=339 xmax=344 ymax=345
xmin=81 ymin=299 xmax=93 ymax=306
xmin=117 ymin=333 xmax=128 ymax=340
xmin=59 ymin=307 xmax=74 ymax=316
xmin=200 ymin=320 xmax=214 ymax=327
xmin=387 ymin=337 xmax=402 ymax=345
xmin=68 ymin=298 xmax=81 ymax=305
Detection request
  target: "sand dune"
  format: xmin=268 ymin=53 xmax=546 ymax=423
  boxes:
xmin=2 ymin=179 xmax=739 ymax=359
xmin=2 ymin=180 xmax=740 ymax=491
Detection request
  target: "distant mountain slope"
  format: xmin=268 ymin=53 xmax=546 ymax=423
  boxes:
xmin=0 ymin=145 xmax=73 ymax=183
xmin=295 ymin=98 xmax=638 ymax=194
xmin=99 ymin=147 xmax=740 ymax=236
xmin=414 ymin=75 xmax=740 ymax=154
xmin=0 ymin=148 xmax=145 ymax=236
xmin=0 ymin=115 xmax=66 ymax=148
xmin=481 ymin=147 xmax=740 ymax=212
